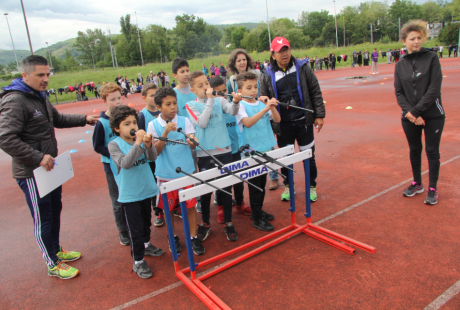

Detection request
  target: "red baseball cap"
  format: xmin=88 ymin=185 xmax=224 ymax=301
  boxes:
xmin=270 ymin=37 xmax=291 ymax=53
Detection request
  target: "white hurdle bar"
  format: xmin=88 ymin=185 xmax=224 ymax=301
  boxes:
xmin=159 ymin=145 xmax=312 ymax=202
xmin=160 ymin=145 xmax=295 ymax=194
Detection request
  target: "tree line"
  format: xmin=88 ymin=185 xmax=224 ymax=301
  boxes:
xmin=3 ymin=0 xmax=457 ymax=75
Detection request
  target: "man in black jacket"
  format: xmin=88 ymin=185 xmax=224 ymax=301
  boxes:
xmin=260 ymin=37 xmax=325 ymax=202
xmin=0 ymin=56 xmax=99 ymax=279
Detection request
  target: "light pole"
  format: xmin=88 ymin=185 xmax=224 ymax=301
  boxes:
xmin=20 ymin=0 xmax=33 ymax=54
xmin=45 ymin=42 xmax=53 ymax=69
xmin=398 ymin=17 xmax=401 ymax=41
xmin=343 ymin=15 xmax=346 ymax=46
xmin=371 ymin=23 xmax=373 ymax=44
xmin=88 ymin=45 xmax=96 ymax=70
xmin=266 ymin=0 xmax=272 ymax=48
xmin=333 ymin=0 xmax=338 ymax=48
xmin=4 ymin=13 xmax=20 ymax=72
xmin=135 ymin=12 xmax=144 ymax=66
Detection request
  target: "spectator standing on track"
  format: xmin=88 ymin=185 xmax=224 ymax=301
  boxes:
xmin=330 ymin=53 xmax=336 ymax=71
xmin=0 ymin=55 xmax=99 ymax=279
xmin=357 ymin=51 xmax=363 ymax=67
xmin=259 ymin=37 xmax=326 ymax=202
xmin=387 ymin=49 xmax=393 ymax=63
xmin=371 ymin=48 xmax=379 ymax=74
xmin=395 ymin=20 xmax=445 ymax=205
xmin=439 ymin=45 xmax=443 ymax=58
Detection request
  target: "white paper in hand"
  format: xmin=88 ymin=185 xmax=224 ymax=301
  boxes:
xmin=33 ymin=150 xmax=74 ymax=198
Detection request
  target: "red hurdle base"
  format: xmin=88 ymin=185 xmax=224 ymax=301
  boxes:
xmin=173 ymin=216 xmax=376 ymax=309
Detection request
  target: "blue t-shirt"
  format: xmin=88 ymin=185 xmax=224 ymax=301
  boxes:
xmin=240 ymin=101 xmax=277 ymax=152
xmin=109 ymin=137 xmax=159 ymax=203
xmin=152 ymin=116 xmax=195 ymax=179
xmin=223 ymin=113 xmax=239 ymax=154
xmin=174 ymin=88 xmax=197 ymax=119
xmin=186 ymin=98 xmax=231 ymax=151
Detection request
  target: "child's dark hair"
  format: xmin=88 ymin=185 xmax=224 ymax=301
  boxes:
xmin=236 ymin=72 xmax=258 ymax=89
xmin=109 ymin=105 xmax=139 ymax=136
xmin=154 ymin=87 xmax=177 ymax=107
xmin=141 ymin=83 xmax=158 ymax=96
xmin=209 ymin=76 xmax=225 ymax=89
xmin=172 ymin=58 xmax=189 ymax=74
xmin=189 ymin=71 xmax=205 ymax=87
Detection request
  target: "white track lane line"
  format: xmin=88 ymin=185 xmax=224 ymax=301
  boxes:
xmin=424 ymin=280 xmax=460 ymax=310
xmin=112 ymin=154 xmax=460 ymax=310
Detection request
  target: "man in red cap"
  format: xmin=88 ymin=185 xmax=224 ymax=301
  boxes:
xmin=259 ymin=36 xmax=326 ymax=202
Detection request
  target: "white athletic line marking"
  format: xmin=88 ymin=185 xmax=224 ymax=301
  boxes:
xmin=110 ymin=264 xmax=222 ymax=310
xmin=112 ymin=154 xmax=460 ymax=309
xmin=315 ymin=154 xmax=460 ymax=225
xmin=423 ymin=279 xmax=460 ymax=310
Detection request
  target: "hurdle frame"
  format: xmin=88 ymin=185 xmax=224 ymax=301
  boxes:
xmin=160 ymin=146 xmax=376 ymax=309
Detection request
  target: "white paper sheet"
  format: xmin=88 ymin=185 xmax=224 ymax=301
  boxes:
xmin=33 ymin=150 xmax=74 ymax=198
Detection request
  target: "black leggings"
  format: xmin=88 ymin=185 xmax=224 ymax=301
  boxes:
xmin=402 ymin=118 xmax=445 ymax=189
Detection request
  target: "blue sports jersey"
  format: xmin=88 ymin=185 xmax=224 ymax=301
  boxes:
xmin=240 ymin=101 xmax=277 ymax=152
xmin=152 ymin=116 xmax=195 ymax=179
xmin=109 ymin=137 xmax=159 ymax=203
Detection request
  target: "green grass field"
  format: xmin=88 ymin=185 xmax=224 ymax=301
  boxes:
xmin=0 ymin=41 xmax=431 ymax=104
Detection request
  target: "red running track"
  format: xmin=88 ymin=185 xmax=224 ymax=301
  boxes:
xmin=1 ymin=58 xmax=460 ymax=309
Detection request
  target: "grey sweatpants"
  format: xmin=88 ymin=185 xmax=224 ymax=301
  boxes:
xmin=105 ymin=171 xmax=127 ymax=233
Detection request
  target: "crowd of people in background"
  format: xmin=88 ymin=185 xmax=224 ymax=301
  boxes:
xmin=47 ymin=42 xmax=459 ymax=103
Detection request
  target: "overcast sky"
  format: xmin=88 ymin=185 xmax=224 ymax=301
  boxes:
xmin=1 ymin=0 xmax=430 ymax=51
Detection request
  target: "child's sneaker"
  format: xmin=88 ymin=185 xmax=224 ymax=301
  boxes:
xmin=250 ymin=210 xmax=274 ymax=222
xmin=217 ymin=205 xmax=224 ymax=224
xmin=235 ymin=201 xmax=251 ymax=215
xmin=252 ymin=217 xmax=274 ymax=232
xmin=310 ymin=186 xmax=318 ymax=202
xmin=48 ymin=261 xmax=79 ymax=279
xmin=424 ymin=188 xmax=438 ymax=205
xmin=403 ymin=182 xmax=424 ymax=197
xmin=197 ymin=223 xmax=212 ymax=241
xmin=154 ymin=212 xmax=165 ymax=227
xmin=144 ymin=243 xmax=165 ymax=257
xmin=133 ymin=260 xmax=152 ymax=279
xmin=167 ymin=235 xmax=181 ymax=253
xmin=56 ymin=247 xmax=81 ymax=262
xmin=191 ymin=238 xmax=205 ymax=255
xmin=224 ymin=222 xmax=238 ymax=242
xmin=196 ymin=200 xmax=202 ymax=213
xmin=281 ymin=185 xmax=295 ymax=201
xmin=119 ymin=231 xmax=131 ymax=246
xmin=173 ymin=207 xmax=182 ymax=218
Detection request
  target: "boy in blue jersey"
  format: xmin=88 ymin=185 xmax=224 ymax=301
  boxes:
xmin=147 ymin=87 xmax=205 ymax=255
xmin=186 ymin=71 xmax=242 ymax=242
xmin=209 ymin=76 xmax=251 ymax=223
xmin=108 ymin=105 xmax=165 ymax=279
xmin=138 ymin=83 xmax=164 ymax=227
xmin=172 ymin=58 xmax=196 ymax=118
xmin=172 ymin=58 xmax=200 ymax=213
xmin=92 ymin=82 xmax=130 ymax=246
xmin=235 ymin=72 xmax=281 ymax=232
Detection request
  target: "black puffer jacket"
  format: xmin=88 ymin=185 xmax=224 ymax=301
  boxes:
xmin=259 ymin=58 xmax=325 ymax=126
xmin=0 ymin=79 xmax=87 ymax=179
xmin=394 ymin=47 xmax=445 ymax=120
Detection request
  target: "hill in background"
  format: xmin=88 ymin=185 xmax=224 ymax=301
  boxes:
xmin=0 ymin=23 xmax=258 ymax=66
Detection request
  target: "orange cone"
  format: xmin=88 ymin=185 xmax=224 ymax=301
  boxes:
xmin=93 ymin=109 xmax=99 ymax=113
xmin=128 ymin=103 xmax=133 ymax=107
xmin=354 ymin=82 xmax=358 ymax=84
xmin=380 ymin=83 xmax=384 ymax=85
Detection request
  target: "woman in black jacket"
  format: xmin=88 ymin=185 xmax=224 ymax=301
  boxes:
xmin=394 ymin=20 xmax=445 ymax=205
